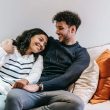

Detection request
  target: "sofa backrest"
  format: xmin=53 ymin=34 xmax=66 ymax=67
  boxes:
xmin=87 ymin=43 xmax=110 ymax=60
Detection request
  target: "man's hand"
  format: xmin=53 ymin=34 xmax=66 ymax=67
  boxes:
xmin=13 ymin=79 xmax=29 ymax=89
xmin=1 ymin=39 xmax=14 ymax=54
xmin=23 ymin=84 xmax=40 ymax=92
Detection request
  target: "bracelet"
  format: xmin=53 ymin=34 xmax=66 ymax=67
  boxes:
xmin=38 ymin=83 xmax=43 ymax=91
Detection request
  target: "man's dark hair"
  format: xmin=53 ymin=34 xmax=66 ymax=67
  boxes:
xmin=52 ymin=10 xmax=81 ymax=30
xmin=13 ymin=28 xmax=48 ymax=56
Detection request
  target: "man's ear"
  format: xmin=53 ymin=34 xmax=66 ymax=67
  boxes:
xmin=71 ymin=25 xmax=76 ymax=33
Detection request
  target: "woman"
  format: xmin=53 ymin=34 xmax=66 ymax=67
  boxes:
xmin=0 ymin=28 xmax=48 ymax=95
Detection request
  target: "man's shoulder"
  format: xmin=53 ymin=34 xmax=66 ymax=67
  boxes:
xmin=75 ymin=43 xmax=89 ymax=56
xmin=75 ymin=42 xmax=87 ymax=51
xmin=48 ymin=36 xmax=59 ymax=45
xmin=48 ymin=36 xmax=57 ymax=41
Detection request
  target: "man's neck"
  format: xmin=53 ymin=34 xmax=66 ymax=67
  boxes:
xmin=66 ymin=39 xmax=77 ymax=45
xmin=65 ymin=36 xmax=77 ymax=45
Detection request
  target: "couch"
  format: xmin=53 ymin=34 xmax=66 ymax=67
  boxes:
xmin=0 ymin=43 xmax=110 ymax=110
xmin=84 ymin=43 xmax=110 ymax=110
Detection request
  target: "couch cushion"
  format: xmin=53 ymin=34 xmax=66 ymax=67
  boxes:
xmin=85 ymin=101 xmax=110 ymax=110
xmin=90 ymin=49 xmax=110 ymax=104
xmin=87 ymin=43 xmax=110 ymax=60
xmin=68 ymin=60 xmax=99 ymax=104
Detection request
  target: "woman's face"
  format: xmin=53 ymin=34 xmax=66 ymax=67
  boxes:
xmin=27 ymin=34 xmax=48 ymax=54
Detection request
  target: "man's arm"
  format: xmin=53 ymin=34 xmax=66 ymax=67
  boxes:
xmin=0 ymin=39 xmax=14 ymax=67
xmin=42 ymin=49 xmax=90 ymax=91
xmin=0 ymin=47 xmax=7 ymax=67
xmin=0 ymin=39 xmax=14 ymax=54
xmin=23 ymin=49 xmax=90 ymax=92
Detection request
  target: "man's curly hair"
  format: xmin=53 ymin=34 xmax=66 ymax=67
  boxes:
xmin=52 ymin=10 xmax=81 ymax=30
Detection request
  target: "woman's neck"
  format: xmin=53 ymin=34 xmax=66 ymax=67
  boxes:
xmin=25 ymin=49 xmax=32 ymax=55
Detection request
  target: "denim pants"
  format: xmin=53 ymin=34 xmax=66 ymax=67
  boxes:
xmin=0 ymin=95 xmax=6 ymax=110
xmin=5 ymin=89 xmax=84 ymax=110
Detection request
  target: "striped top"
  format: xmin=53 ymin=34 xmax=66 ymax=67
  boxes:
xmin=0 ymin=46 xmax=43 ymax=93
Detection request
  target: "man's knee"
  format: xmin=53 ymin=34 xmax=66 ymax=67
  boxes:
xmin=70 ymin=97 xmax=84 ymax=110
xmin=62 ymin=100 xmax=84 ymax=110
xmin=39 ymin=100 xmax=84 ymax=110
xmin=49 ymin=91 xmax=84 ymax=110
xmin=61 ymin=93 xmax=84 ymax=110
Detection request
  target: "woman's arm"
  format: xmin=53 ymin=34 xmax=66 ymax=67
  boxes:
xmin=25 ymin=55 xmax=43 ymax=84
xmin=13 ymin=55 xmax=43 ymax=88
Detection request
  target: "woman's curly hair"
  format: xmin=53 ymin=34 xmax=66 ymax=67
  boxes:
xmin=13 ymin=28 xmax=48 ymax=56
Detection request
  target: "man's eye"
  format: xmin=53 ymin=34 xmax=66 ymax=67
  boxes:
xmin=59 ymin=28 xmax=64 ymax=30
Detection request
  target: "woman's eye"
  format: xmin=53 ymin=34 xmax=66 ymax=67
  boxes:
xmin=35 ymin=42 xmax=38 ymax=46
xmin=39 ymin=38 xmax=43 ymax=42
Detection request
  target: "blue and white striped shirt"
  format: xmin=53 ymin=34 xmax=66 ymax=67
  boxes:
xmin=0 ymin=46 xmax=43 ymax=95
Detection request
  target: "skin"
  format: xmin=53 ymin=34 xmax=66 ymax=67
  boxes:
xmin=1 ymin=39 xmax=14 ymax=54
xmin=23 ymin=21 xmax=78 ymax=92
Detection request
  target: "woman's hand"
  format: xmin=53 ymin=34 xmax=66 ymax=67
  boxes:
xmin=13 ymin=79 xmax=29 ymax=89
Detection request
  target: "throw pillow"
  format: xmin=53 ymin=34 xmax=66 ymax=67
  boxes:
xmin=68 ymin=60 xmax=99 ymax=104
xmin=90 ymin=49 xmax=110 ymax=104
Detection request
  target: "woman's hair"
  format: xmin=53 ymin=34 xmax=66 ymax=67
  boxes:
xmin=13 ymin=28 xmax=48 ymax=56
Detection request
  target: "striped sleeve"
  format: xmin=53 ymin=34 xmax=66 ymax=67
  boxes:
xmin=25 ymin=55 xmax=43 ymax=84
xmin=0 ymin=47 xmax=7 ymax=67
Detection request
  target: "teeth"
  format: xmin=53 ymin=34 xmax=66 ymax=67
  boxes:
xmin=35 ymin=43 xmax=42 ymax=50
xmin=37 ymin=45 xmax=41 ymax=50
xmin=37 ymin=46 xmax=40 ymax=50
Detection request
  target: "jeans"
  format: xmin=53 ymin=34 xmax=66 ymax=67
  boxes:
xmin=5 ymin=89 xmax=84 ymax=110
xmin=0 ymin=95 xmax=6 ymax=110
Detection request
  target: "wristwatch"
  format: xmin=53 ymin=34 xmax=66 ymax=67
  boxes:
xmin=38 ymin=83 xmax=43 ymax=91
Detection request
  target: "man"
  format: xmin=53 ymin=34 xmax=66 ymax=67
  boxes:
xmin=5 ymin=10 xmax=90 ymax=110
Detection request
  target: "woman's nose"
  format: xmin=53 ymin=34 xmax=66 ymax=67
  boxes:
xmin=40 ymin=42 xmax=44 ymax=50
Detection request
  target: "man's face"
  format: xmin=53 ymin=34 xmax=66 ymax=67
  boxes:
xmin=55 ymin=21 xmax=72 ymax=43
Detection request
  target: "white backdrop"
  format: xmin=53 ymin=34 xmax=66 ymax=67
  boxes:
xmin=0 ymin=0 xmax=110 ymax=47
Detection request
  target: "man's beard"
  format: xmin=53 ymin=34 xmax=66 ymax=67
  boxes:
xmin=59 ymin=35 xmax=69 ymax=44
xmin=59 ymin=36 xmax=64 ymax=42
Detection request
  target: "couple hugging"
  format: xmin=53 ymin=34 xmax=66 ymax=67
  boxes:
xmin=0 ymin=10 xmax=90 ymax=110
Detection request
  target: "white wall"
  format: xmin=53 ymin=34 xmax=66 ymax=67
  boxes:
xmin=0 ymin=0 xmax=110 ymax=47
